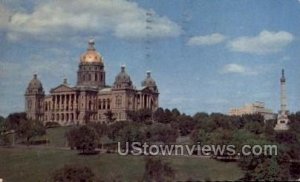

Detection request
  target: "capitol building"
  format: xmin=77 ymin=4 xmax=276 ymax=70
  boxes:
xmin=24 ymin=40 xmax=159 ymax=125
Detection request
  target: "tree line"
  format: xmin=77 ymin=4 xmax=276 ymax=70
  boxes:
xmin=1 ymin=108 xmax=300 ymax=181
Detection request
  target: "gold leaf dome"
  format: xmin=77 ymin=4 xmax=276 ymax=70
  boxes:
xmin=80 ymin=39 xmax=104 ymax=64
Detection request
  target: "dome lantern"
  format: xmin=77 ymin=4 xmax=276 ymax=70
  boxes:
xmin=80 ymin=39 xmax=104 ymax=64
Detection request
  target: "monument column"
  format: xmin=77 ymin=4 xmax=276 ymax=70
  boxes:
xmin=275 ymin=69 xmax=290 ymax=131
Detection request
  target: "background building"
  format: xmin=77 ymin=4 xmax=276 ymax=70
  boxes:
xmin=229 ymin=101 xmax=276 ymax=121
xmin=25 ymin=40 xmax=159 ymax=125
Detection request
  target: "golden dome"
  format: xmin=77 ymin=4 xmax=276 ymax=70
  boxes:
xmin=80 ymin=39 xmax=104 ymax=64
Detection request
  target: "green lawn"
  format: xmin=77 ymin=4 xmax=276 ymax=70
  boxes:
xmin=41 ymin=126 xmax=71 ymax=147
xmin=0 ymin=147 xmax=244 ymax=182
xmin=34 ymin=126 xmax=112 ymax=148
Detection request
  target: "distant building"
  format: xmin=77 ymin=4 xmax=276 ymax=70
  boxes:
xmin=25 ymin=40 xmax=159 ymax=125
xmin=229 ymin=101 xmax=276 ymax=121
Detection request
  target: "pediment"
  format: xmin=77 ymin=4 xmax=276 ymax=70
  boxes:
xmin=51 ymin=84 xmax=74 ymax=93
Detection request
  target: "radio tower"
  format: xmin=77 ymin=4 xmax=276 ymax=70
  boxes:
xmin=274 ymin=69 xmax=290 ymax=131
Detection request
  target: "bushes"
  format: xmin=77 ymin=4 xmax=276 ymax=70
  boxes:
xmin=143 ymin=157 xmax=175 ymax=182
xmin=45 ymin=121 xmax=61 ymax=128
xmin=66 ymin=125 xmax=99 ymax=154
xmin=52 ymin=164 xmax=95 ymax=182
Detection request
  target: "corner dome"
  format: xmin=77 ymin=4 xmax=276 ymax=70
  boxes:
xmin=26 ymin=74 xmax=44 ymax=94
xmin=113 ymin=65 xmax=133 ymax=89
xmin=80 ymin=39 xmax=104 ymax=64
xmin=142 ymin=71 xmax=158 ymax=92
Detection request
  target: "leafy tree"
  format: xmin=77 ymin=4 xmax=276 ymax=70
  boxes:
xmin=191 ymin=129 xmax=209 ymax=144
xmin=5 ymin=112 xmax=27 ymax=130
xmin=244 ymin=121 xmax=264 ymax=135
xmin=0 ymin=115 xmax=5 ymax=124
xmin=66 ymin=126 xmax=99 ymax=154
xmin=107 ymin=121 xmax=128 ymax=141
xmin=171 ymin=108 xmax=181 ymax=118
xmin=208 ymin=128 xmax=233 ymax=145
xmin=176 ymin=115 xmax=195 ymax=136
xmin=127 ymin=109 xmax=152 ymax=123
xmin=154 ymin=108 xmax=174 ymax=124
xmin=275 ymin=132 xmax=298 ymax=145
xmin=290 ymin=163 xmax=300 ymax=180
xmin=87 ymin=122 xmax=107 ymax=137
xmin=143 ymin=157 xmax=175 ymax=182
xmin=264 ymin=119 xmax=276 ymax=138
xmin=104 ymin=110 xmax=116 ymax=123
xmin=18 ymin=119 xmax=46 ymax=144
xmin=52 ymin=164 xmax=95 ymax=182
xmin=193 ymin=112 xmax=209 ymax=122
xmin=196 ymin=117 xmax=218 ymax=133
xmin=115 ymin=123 xmax=145 ymax=149
xmin=146 ymin=123 xmax=178 ymax=144
xmin=0 ymin=116 xmax=6 ymax=133
xmin=241 ymin=155 xmax=290 ymax=181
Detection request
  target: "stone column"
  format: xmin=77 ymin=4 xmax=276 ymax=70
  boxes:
xmin=69 ymin=94 xmax=72 ymax=111
xmin=59 ymin=95 xmax=62 ymax=111
xmin=53 ymin=95 xmax=56 ymax=111
xmin=64 ymin=94 xmax=66 ymax=111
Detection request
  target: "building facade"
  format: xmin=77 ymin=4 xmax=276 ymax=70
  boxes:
xmin=25 ymin=40 xmax=159 ymax=125
xmin=229 ymin=101 xmax=276 ymax=121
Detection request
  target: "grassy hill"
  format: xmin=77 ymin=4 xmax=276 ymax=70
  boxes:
xmin=0 ymin=147 xmax=244 ymax=181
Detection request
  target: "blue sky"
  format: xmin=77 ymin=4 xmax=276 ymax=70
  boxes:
xmin=0 ymin=0 xmax=299 ymax=116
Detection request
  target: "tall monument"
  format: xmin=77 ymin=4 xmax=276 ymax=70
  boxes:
xmin=274 ymin=69 xmax=289 ymax=131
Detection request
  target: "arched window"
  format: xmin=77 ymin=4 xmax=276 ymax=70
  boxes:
xmin=89 ymin=100 xmax=92 ymax=110
xmin=103 ymin=100 xmax=106 ymax=110
xmin=99 ymin=100 xmax=102 ymax=110
xmin=95 ymin=74 xmax=98 ymax=81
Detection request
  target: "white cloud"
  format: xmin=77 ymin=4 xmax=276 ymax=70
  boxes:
xmin=221 ymin=64 xmax=257 ymax=75
xmin=228 ymin=30 xmax=294 ymax=54
xmin=0 ymin=0 xmax=181 ymax=41
xmin=187 ymin=33 xmax=226 ymax=46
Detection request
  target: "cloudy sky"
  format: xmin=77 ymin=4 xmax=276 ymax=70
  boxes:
xmin=0 ymin=0 xmax=299 ymax=116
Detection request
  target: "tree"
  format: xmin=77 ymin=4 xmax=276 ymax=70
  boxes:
xmin=193 ymin=112 xmax=209 ymax=122
xmin=171 ymin=108 xmax=180 ymax=119
xmin=52 ymin=164 xmax=95 ymax=182
xmin=127 ymin=109 xmax=152 ymax=123
xmin=264 ymin=119 xmax=276 ymax=138
xmin=153 ymin=108 xmax=174 ymax=124
xmin=116 ymin=124 xmax=145 ymax=149
xmin=244 ymin=121 xmax=264 ymax=135
xmin=176 ymin=115 xmax=195 ymax=136
xmin=66 ymin=126 xmax=99 ymax=154
xmin=87 ymin=122 xmax=107 ymax=138
xmin=146 ymin=123 xmax=178 ymax=144
xmin=104 ymin=110 xmax=116 ymax=123
xmin=143 ymin=157 xmax=175 ymax=182
xmin=5 ymin=112 xmax=27 ymax=130
xmin=0 ymin=116 xmax=6 ymax=133
xmin=0 ymin=118 xmax=11 ymax=146
xmin=107 ymin=121 xmax=128 ymax=141
xmin=241 ymin=155 xmax=290 ymax=181
xmin=191 ymin=129 xmax=209 ymax=144
xmin=18 ymin=119 xmax=46 ymax=145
